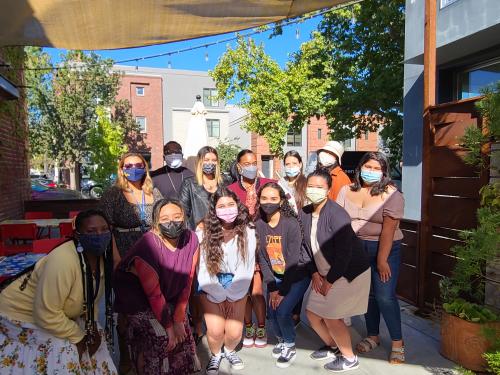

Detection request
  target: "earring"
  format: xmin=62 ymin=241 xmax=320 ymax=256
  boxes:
xmin=77 ymin=242 xmax=84 ymax=253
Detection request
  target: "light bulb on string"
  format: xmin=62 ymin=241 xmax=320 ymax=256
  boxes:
xmin=167 ymin=60 xmax=172 ymax=69
xmin=295 ymin=28 xmax=300 ymax=40
xmin=135 ymin=60 xmax=139 ymax=70
xmin=205 ymin=49 xmax=209 ymax=62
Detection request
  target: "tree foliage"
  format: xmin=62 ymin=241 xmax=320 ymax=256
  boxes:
xmin=216 ymin=138 xmax=241 ymax=173
xmin=211 ymin=0 xmax=405 ymax=159
xmin=25 ymin=48 xmax=138 ymax=187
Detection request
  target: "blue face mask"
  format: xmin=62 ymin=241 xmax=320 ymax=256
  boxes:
xmin=360 ymin=169 xmax=383 ymax=184
xmin=284 ymin=166 xmax=300 ymax=178
xmin=78 ymin=232 xmax=111 ymax=256
xmin=123 ymin=168 xmax=146 ymax=182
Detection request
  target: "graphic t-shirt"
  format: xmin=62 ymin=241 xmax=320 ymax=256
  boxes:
xmin=263 ymin=221 xmax=286 ymax=275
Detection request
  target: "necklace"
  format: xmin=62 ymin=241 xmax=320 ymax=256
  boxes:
xmin=167 ymin=171 xmax=183 ymax=193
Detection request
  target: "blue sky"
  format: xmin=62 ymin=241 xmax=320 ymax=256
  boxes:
xmin=43 ymin=16 xmax=322 ymax=72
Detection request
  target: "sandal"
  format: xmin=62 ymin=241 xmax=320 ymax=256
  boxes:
xmin=389 ymin=346 xmax=405 ymax=364
xmin=356 ymin=337 xmax=380 ymax=353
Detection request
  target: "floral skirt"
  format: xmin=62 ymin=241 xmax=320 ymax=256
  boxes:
xmin=0 ymin=316 xmax=117 ymax=375
xmin=125 ymin=310 xmax=201 ymax=375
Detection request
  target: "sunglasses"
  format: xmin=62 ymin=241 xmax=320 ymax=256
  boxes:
xmin=123 ymin=163 xmax=145 ymax=169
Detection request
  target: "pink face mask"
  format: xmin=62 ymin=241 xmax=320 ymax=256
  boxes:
xmin=216 ymin=206 xmax=239 ymax=223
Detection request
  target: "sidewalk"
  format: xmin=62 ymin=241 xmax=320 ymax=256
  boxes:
xmin=196 ymin=301 xmax=458 ymax=375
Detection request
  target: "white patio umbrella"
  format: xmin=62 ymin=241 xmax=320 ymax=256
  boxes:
xmin=184 ymin=95 xmax=209 ymax=168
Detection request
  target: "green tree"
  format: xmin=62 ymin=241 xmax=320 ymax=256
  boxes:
xmin=87 ymin=106 xmax=128 ymax=186
xmin=211 ymin=0 xmax=405 ymax=159
xmin=216 ymin=138 xmax=241 ymax=174
xmin=25 ymin=48 xmax=137 ymax=189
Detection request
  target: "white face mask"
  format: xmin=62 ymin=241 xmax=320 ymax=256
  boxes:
xmin=318 ymin=152 xmax=337 ymax=167
xmin=306 ymin=187 xmax=328 ymax=204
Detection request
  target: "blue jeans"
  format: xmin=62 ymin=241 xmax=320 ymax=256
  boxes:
xmin=364 ymin=240 xmax=403 ymax=341
xmin=267 ymin=276 xmax=311 ymax=345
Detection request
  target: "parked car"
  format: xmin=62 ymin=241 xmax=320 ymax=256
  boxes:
xmin=80 ymin=178 xmax=104 ymax=199
xmin=33 ymin=177 xmax=57 ymax=189
xmin=31 ymin=179 xmax=83 ymax=200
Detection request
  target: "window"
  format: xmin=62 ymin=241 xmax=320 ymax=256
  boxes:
xmin=203 ymin=88 xmax=219 ymax=107
xmin=286 ymin=130 xmax=302 ymax=147
xmin=206 ymin=119 xmax=220 ymax=138
xmin=136 ymin=86 xmax=145 ymax=96
xmin=457 ymin=60 xmax=500 ymax=100
xmin=343 ymin=138 xmax=352 ymax=149
xmin=261 ymin=156 xmax=273 ymax=178
xmin=440 ymin=0 xmax=459 ymax=9
xmin=135 ymin=116 xmax=147 ymax=133
xmin=317 ymin=128 xmax=322 ymax=140
xmin=364 ymin=131 xmax=369 ymax=140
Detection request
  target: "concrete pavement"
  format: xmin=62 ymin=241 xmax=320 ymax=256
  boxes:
xmin=196 ymin=302 xmax=458 ymax=375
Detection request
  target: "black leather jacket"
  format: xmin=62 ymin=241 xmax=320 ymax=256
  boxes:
xmin=179 ymin=176 xmax=230 ymax=230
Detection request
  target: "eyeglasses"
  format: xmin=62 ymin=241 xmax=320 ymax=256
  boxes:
xmin=123 ymin=163 xmax=145 ymax=169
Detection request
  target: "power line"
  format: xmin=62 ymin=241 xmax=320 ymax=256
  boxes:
xmin=1 ymin=0 xmax=363 ymax=72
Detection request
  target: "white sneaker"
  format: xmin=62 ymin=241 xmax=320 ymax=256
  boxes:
xmin=242 ymin=325 xmax=255 ymax=348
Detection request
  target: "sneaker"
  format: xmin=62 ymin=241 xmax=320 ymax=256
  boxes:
xmin=343 ymin=317 xmax=352 ymax=326
xmin=272 ymin=340 xmax=284 ymax=359
xmin=206 ymin=354 xmax=223 ymax=375
xmin=276 ymin=345 xmax=297 ymax=368
xmin=324 ymin=356 xmax=360 ymax=372
xmin=225 ymin=350 xmax=245 ymax=370
xmin=310 ymin=345 xmax=341 ymax=361
xmin=254 ymin=326 xmax=267 ymax=348
xmin=242 ymin=325 xmax=255 ymax=348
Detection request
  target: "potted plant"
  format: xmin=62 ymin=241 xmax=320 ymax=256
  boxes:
xmin=440 ymin=84 xmax=500 ymax=373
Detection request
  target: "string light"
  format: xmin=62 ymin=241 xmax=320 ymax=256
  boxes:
xmin=205 ymin=48 xmax=209 ymax=62
xmin=167 ymin=60 xmax=172 ymax=69
xmin=295 ymin=28 xmax=300 ymax=39
xmin=6 ymin=0 xmax=363 ymax=72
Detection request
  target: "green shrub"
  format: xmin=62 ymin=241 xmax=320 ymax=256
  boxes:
xmin=443 ymin=299 xmax=498 ymax=323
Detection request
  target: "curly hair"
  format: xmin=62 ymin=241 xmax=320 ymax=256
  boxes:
xmin=201 ymin=187 xmax=253 ymax=276
xmin=256 ymin=182 xmax=298 ymax=220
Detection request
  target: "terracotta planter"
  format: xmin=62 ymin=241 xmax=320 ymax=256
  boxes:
xmin=440 ymin=311 xmax=500 ymax=372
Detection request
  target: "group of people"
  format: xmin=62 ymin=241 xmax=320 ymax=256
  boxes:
xmin=0 ymin=139 xmax=405 ymax=375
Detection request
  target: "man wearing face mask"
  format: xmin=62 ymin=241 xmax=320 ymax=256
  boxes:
xmin=151 ymin=141 xmax=194 ymax=199
xmin=315 ymin=141 xmax=351 ymax=202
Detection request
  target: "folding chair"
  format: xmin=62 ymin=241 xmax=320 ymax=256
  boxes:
xmin=0 ymin=223 xmax=37 ymax=256
xmin=32 ymin=238 xmax=68 ymax=254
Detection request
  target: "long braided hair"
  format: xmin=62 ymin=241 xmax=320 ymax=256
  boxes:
xmin=201 ymin=187 xmax=252 ymax=276
xmin=74 ymin=209 xmax=114 ymax=348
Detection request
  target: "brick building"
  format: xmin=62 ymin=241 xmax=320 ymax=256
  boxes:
xmin=0 ymin=49 xmax=30 ymax=221
xmin=115 ymin=73 xmax=164 ymax=169
xmin=252 ymin=116 xmax=380 ymax=179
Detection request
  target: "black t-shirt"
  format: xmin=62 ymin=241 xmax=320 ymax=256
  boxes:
xmin=151 ymin=166 xmax=194 ymax=200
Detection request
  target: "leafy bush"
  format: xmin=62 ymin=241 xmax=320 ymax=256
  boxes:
xmin=483 ymin=351 xmax=500 ymax=375
xmin=443 ymin=299 xmax=497 ymax=323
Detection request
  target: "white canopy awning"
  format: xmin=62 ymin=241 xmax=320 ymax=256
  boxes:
xmin=0 ymin=0 xmax=350 ymax=50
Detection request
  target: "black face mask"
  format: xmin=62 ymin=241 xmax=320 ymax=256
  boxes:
xmin=159 ymin=221 xmax=185 ymax=239
xmin=78 ymin=232 xmax=111 ymax=256
xmin=260 ymin=203 xmax=281 ymax=216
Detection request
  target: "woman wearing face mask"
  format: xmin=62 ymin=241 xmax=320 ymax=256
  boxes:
xmin=179 ymin=146 xmax=228 ymax=231
xmin=0 ymin=210 xmax=117 ymax=374
xmin=113 ymin=199 xmax=200 ymax=374
xmin=179 ymin=146 xmax=228 ymax=344
xmin=255 ymin=182 xmax=310 ymax=368
xmin=300 ymin=169 xmax=370 ymax=373
xmin=228 ymin=149 xmax=273 ymax=348
xmin=101 ymin=152 xmax=163 ymax=258
xmin=315 ymin=141 xmax=351 ymax=201
xmin=336 ymin=152 xmax=405 ymax=364
xmin=278 ymin=150 xmax=307 ymax=214
xmin=197 ymin=188 xmax=256 ymax=374
xmin=100 ymin=152 xmax=162 ymax=373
